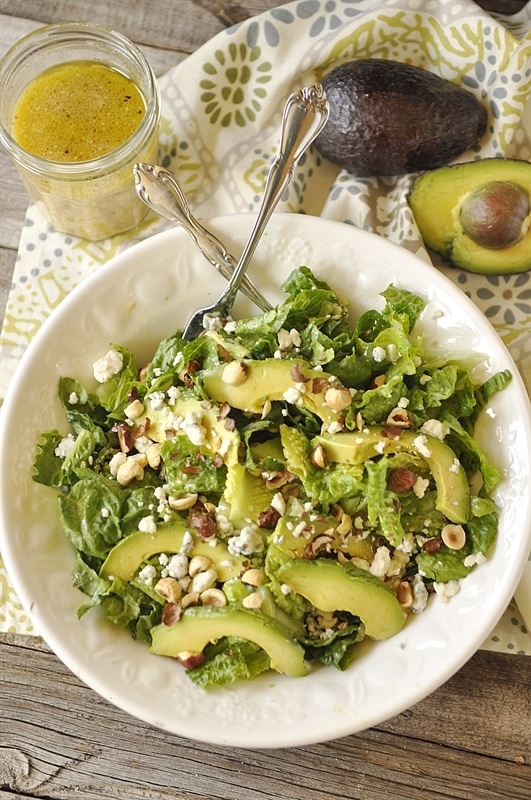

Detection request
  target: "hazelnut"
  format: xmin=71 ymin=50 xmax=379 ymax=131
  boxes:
xmin=116 ymin=456 xmax=145 ymax=486
xmin=242 ymin=592 xmax=264 ymax=609
xmin=336 ymin=511 xmax=353 ymax=536
xmin=188 ymin=555 xmax=212 ymax=577
xmin=310 ymin=532 xmax=334 ymax=556
xmin=310 ymin=443 xmax=327 ymax=469
xmin=124 ymin=398 xmax=145 ymax=420
xmin=168 ymin=492 xmax=198 ymax=511
xmin=145 ymin=443 xmax=161 ymax=469
xmin=396 ymin=581 xmax=414 ymax=609
xmin=181 ymin=591 xmax=200 ymax=609
xmin=324 ymin=386 xmax=352 ymax=412
xmin=388 ymin=468 xmax=418 ymax=493
xmin=386 ymin=407 xmax=411 ymax=428
xmin=154 ymin=577 xmax=182 ymax=603
xmin=222 ymin=360 xmax=248 ymax=386
xmin=441 ymin=523 xmax=467 ymax=550
xmin=200 ymin=588 xmax=227 ymax=607
xmin=241 ymin=568 xmax=265 ymax=587
xmin=176 ymin=651 xmax=205 ymax=669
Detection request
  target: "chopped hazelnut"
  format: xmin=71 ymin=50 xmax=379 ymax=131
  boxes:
xmin=168 ymin=492 xmax=198 ymax=511
xmin=396 ymin=581 xmax=414 ymax=609
xmin=310 ymin=443 xmax=327 ymax=469
xmin=181 ymin=591 xmax=200 ymax=609
xmin=124 ymin=398 xmax=145 ymax=420
xmin=324 ymin=385 xmax=352 ymax=412
xmin=188 ymin=555 xmax=212 ymax=577
xmin=116 ymin=455 xmax=145 ymax=486
xmin=241 ymin=568 xmax=265 ymax=587
xmin=200 ymin=588 xmax=227 ymax=607
xmin=222 ymin=360 xmax=248 ymax=385
xmin=154 ymin=577 xmax=182 ymax=603
xmin=145 ymin=443 xmax=161 ymax=469
xmin=242 ymin=591 xmax=263 ymax=609
xmin=386 ymin=407 xmax=411 ymax=428
xmin=441 ymin=523 xmax=467 ymax=550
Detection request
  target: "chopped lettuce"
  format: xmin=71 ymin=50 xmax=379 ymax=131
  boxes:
xmin=32 ymin=267 xmax=510 ymax=689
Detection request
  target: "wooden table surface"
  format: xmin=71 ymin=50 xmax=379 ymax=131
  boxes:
xmin=0 ymin=2 xmax=529 ymax=798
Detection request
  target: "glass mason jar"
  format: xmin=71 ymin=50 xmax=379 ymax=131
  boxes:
xmin=0 ymin=22 xmax=160 ymax=240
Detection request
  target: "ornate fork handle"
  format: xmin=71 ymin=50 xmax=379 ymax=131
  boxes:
xmin=181 ymin=84 xmax=329 ymax=340
xmin=133 ymin=163 xmax=273 ymax=312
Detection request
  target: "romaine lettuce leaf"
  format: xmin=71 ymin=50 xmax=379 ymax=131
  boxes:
xmin=280 ymin=424 xmax=363 ymax=507
xmin=303 ymin=616 xmax=363 ymax=671
xmin=365 ymin=458 xmax=405 ymax=546
xmin=58 ymin=475 xmax=124 ymax=558
xmin=95 ymin=344 xmax=141 ymax=413
xmin=186 ymin=637 xmax=271 ymax=688
xmin=160 ymin=436 xmax=226 ymax=495
xmin=74 ymin=555 xmax=162 ymax=642
xmin=33 ymin=430 xmax=64 ymax=487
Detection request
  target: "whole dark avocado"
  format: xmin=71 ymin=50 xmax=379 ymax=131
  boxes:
xmin=314 ymin=59 xmax=487 ymax=176
xmin=408 ymin=158 xmax=531 ymax=274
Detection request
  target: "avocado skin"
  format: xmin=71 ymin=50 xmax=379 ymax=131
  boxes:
xmin=314 ymin=59 xmax=487 ymax=176
xmin=408 ymin=158 xmax=531 ymax=274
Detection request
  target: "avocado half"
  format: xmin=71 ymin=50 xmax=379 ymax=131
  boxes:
xmin=408 ymin=158 xmax=531 ymax=274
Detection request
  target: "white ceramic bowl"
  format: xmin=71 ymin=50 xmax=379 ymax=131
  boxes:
xmin=1 ymin=213 xmax=529 ymax=747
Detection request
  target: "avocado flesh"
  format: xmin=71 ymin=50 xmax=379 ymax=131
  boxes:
xmin=408 ymin=158 xmax=531 ymax=274
xmin=277 ymin=558 xmax=405 ymax=640
xmin=223 ymin=462 xmax=275 ymax=527
xmin=315 ymin=426 xmax=470 ymax=524
xmin=202 ymin=358 xmax=344 ymax=424
xmin=150 ymin=606 xmax=308 ymax=677
xmin=272 ymin=515 xmax=374 ymax=562
xmin=100 ymin=520 xmax=245 ymax=582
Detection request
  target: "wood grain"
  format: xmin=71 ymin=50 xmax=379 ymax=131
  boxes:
xmin=0 ymin=633 xmax=529 ymax=799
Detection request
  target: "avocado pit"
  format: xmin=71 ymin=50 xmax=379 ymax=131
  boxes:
xmin=407 ymin=158 xmax=531 ymax=273
xmin=459 ymin=181 xmax=529 ymax=249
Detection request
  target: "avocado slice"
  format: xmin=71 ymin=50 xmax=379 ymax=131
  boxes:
xmin=222 ymin=462 xmax=275 ymax=527
xmin=315 ymin=426 xmax=470 ymax=523
xmin=408 ymin=158 xmax=531 ymax=274
xmin=276 ymin=558 xmax=405 ymax=640
xmin=202 ymin=358 xmax=344 ymax=425
xmin=100 ymin=520 xmax=245 ymax=582
xmin=150 ymin=605 xmax=308 ymax=677
xmin=272 ymin=515 xmax=374 ymax=562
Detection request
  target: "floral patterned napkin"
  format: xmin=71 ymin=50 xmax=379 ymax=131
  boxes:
xmin=1 ymin=0 xmax=530 ymax=654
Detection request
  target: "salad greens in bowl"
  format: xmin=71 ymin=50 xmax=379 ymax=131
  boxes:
xmin=1 ymin=214 xmax=529 ymax=747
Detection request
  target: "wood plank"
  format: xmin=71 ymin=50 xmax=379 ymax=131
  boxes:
xmin=0 ymin=0 xmax=292 ymax=51
xmin=0 ymin=633 xmax=528 ymax=799
xmin=0 ymin=3 xmax=529 ymax=798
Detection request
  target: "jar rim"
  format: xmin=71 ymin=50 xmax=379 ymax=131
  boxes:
xmin=0 ymin=21 xmax=161 ymax=179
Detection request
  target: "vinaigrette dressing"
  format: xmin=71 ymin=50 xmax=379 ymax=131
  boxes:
xmin=12 ymin=60 xmax=146 ymax=162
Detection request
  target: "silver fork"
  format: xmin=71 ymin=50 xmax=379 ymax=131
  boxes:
xmin=181 ymin=83 xmax=329 ymax=341
xmin=133 ymin=162 xmax=273 ymax=312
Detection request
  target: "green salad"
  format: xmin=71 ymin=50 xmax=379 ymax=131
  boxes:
xmin=33 ymin=267 xmax=510 ymax=687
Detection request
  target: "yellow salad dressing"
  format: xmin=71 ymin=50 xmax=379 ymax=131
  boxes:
xmin=12 ymin=60 xmax=146 ymax=161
